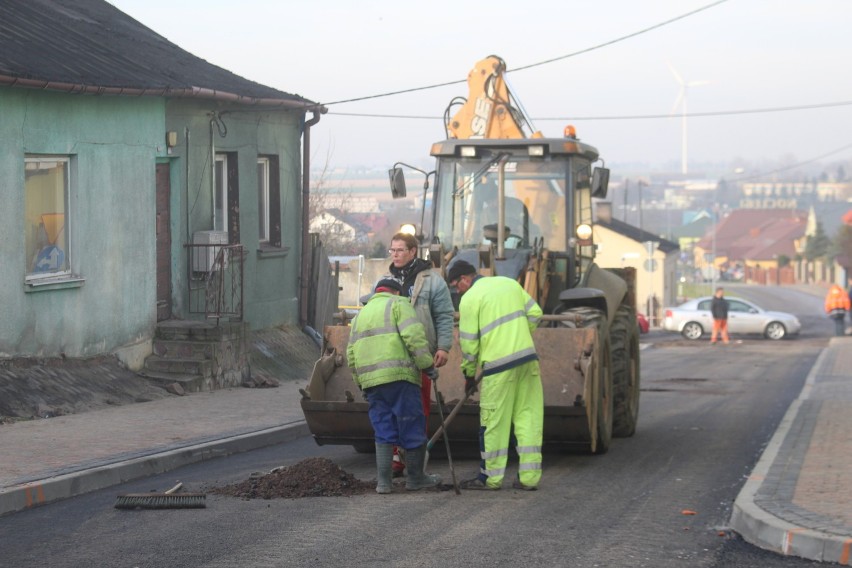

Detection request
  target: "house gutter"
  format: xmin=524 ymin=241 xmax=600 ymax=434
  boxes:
xmin=300 ymin=107 xmax=326 ymax=328
xmin=0 ymin=75 xmax=317 ymax=109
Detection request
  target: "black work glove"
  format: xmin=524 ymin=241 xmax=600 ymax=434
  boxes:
xmin=424 ymin=366 xmax=439 ymax=381
xmin=464 ymin=374 xmax=478 ymax=396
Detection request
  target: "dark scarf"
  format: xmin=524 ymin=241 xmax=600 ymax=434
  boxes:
xmin=389 ymin=258 xmax=431 ymax=298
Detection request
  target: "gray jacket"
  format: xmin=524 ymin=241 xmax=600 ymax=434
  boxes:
xmin=371 ymin=268 xmax=455 ymax=355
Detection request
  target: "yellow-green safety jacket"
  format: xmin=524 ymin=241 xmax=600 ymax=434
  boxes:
xmin=347 ymin=292 xmax=434 ymax=390
xmin=459 ymin=276 xmax=543 ymax=378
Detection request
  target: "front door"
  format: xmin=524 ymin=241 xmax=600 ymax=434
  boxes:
xmin=156 ymin=163 xmax=172 ymax=321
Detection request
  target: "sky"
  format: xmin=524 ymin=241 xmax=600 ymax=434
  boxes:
xmin=108 ymin=0 xmax=852 ymax=178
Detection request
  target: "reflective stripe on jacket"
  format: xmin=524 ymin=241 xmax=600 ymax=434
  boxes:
xmin=458 ymin=276 xmax=543 ymax=377
xmin=376 ymin=268 xmax=455 ymax=355
xmin=346 ymin=292 xmax=434 ymax=390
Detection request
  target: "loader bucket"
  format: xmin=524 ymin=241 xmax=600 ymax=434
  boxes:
xmin=300 ymin=324 xmax=603 ymax=453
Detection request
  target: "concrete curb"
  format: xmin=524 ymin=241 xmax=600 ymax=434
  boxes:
xmin=0 ymin=420 xmax=309 ymax=517
xmin=730 ymin=348 xmax=852 ymax=564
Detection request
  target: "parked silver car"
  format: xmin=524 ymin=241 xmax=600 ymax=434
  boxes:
xmin=662 ymin=296 xmax=801 ymax=340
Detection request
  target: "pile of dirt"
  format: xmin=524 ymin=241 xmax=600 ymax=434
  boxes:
xmin=211 ymin=458 xmax=374 ymax=499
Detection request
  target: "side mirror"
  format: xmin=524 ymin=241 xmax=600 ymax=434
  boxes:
xmin=389 ymin=167 xmax=407 ymax=199
xmin=592 ymin=167 xmax=610 ymax=199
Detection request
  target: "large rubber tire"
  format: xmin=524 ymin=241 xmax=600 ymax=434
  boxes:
xmin=611 ymin=304 xmax=641 ymax=438
xmin=553 ymin=306 xmax=612 ymax=454
xmin=593 ymin=330 xmax=613 ymax=454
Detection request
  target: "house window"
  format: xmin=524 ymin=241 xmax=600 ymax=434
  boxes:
xmin=259 ymin=155 xmax=281 ymax=248
xmin=214 ymin=154 xmax=227 ymax=232
xmin=258 ymin=157 xmax=270 ymax=243
xmin=25 ymin=156 xmax=71 ymax=279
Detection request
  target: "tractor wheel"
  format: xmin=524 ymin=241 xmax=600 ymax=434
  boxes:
xmin=553 ymin=305 xmax=612 ymax=454
xmin=593 ymin=329 xmax=613 ymax=454
xmin=578 ymin=309 xmax=612 ymax=454
xmin=611 ymin=303 xmax=641 ymax=438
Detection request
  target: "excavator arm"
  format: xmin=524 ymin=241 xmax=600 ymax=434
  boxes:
xmin=446 ymin=55 xmax=541 ymax=140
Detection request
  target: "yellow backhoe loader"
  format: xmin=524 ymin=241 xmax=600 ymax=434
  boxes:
xmin=301 ymin=55 xmax=641 ymax=455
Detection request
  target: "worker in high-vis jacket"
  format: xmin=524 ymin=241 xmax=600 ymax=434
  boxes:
xmin=346 ymin=278 xmax=442 ymax=494
xmin=824 ymin=283 xmax=851 ymax=337
xmin=446 ymin=260 xmax=544 ymax=491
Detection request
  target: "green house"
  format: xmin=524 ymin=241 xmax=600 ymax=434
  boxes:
xmin=0 ymin=0 xmax=326 ymax=376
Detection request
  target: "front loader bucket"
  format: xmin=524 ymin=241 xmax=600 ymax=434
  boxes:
xmin=300 ymin=324 xmax=601 ymax=453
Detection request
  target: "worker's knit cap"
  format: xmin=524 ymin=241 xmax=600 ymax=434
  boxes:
xmin=446 ymin=260 xmax=477 ymax=283
xmin=375 ymin=278 xmax=402 ymax=293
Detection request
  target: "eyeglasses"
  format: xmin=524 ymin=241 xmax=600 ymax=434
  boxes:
xmin=388 ymin=248 xmax=410 ymax=255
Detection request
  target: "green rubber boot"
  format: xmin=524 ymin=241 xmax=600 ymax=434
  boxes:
xmin=405 ymin=445 xmax=442 ymax=491
xmin=375 ymin=443 xmax=394 ymax=494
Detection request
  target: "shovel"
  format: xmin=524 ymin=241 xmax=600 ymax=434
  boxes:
xmin=424 ymin=371 xmax=482 ymax=472
xmin=432 ymin=378 xmax=460 ymax=495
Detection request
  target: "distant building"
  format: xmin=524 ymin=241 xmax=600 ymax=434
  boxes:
xmin=594 ymin=203 xmax=679 ymax=326
xmin=740 ymin=181 xmax=852 ymax=209
xmin=693 ymin=209 xmax=807 ymax=284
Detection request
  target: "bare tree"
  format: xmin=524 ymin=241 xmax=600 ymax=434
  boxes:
xmin=309 ymin=147 xmax=359 ymax=255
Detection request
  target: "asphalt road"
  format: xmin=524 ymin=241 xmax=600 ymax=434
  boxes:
xmin=0 ymin=286 xmax=835 ymax=568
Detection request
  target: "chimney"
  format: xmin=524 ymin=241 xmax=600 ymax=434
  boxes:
xmin=596 ymin=201 xmax=613 ymax=223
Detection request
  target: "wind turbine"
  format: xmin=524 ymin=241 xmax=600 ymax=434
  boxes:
xmin=669 ymin=62 xmax=709 ymax=176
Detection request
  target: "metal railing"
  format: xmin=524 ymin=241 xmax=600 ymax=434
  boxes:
xmin=186 ymin=243 xmax=245 ymax=321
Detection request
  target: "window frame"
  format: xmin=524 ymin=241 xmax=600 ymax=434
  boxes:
xmin=258 ymin=154 xmax=282 ymax=250
xmin=214 ymin=153 xmax=228 ymax=233
xmin=257 ymin=157 xmax=270 ymax=243
xmin=24 ymin=155 xmax=72 ymax=282
xmin=728 ymin=300 xmax=753 ymax=313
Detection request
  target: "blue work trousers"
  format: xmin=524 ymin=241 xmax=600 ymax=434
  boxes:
xmin=365 ymin=380 xmax=427 ymax=450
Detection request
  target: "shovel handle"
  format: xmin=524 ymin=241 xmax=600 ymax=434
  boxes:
xmin=427 ymin=372 xmax=483 ymax=450
xmin=433 ymin=379 xmax=460 ymax=495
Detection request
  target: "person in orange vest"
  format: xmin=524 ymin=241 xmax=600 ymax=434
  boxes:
xmin=824 ymin=284 xmax=850 ymax=337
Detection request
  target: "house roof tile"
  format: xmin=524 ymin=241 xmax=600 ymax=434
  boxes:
xmin=696 ymin=209 xmax=807 ymax=254
xmin=0 ymin=0 xmax=317 ymax=107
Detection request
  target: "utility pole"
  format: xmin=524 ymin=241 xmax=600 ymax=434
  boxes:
xmin=711 ymin=198 xmax=717 ymax=292
xmin=711 ymin=215 xmax=716 ymax=290
xmin=643 ymin=240 xmax=658 ymax=326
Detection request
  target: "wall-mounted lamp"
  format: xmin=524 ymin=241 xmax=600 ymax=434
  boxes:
xmin=166 ymin=131 xmax=178 ymax=148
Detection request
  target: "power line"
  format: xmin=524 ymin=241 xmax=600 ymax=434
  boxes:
xmin=321 ymin=0 xmax=729 ymax=106
xmin=327 ymin=99 xmax=852 ymax=121
xmin=510 ymin=0 xmax=729 ymax=73
xmin=729 ymin=142 xmax=852 ymax=182
xmin=535 ymin=100 xmax=852 ymax=121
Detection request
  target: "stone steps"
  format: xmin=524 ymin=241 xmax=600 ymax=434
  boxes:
xmin=141 ymin=320 xmax=250 ymax=392
xmin=154 ymin=320 xmax=245 ymax=342
xmin=144 ymin=355 xmax=212 ymax=377
xmin=152 ymin=339 xmax=214 ymax=360
xmin=137 ymin=369 xmax=210 ymax=393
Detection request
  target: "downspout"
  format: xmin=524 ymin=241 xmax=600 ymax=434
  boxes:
xmin=300 ymin=106 xmax=326 ymax=327
xmin=210 ymin=115 xmax=216 ymax=228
